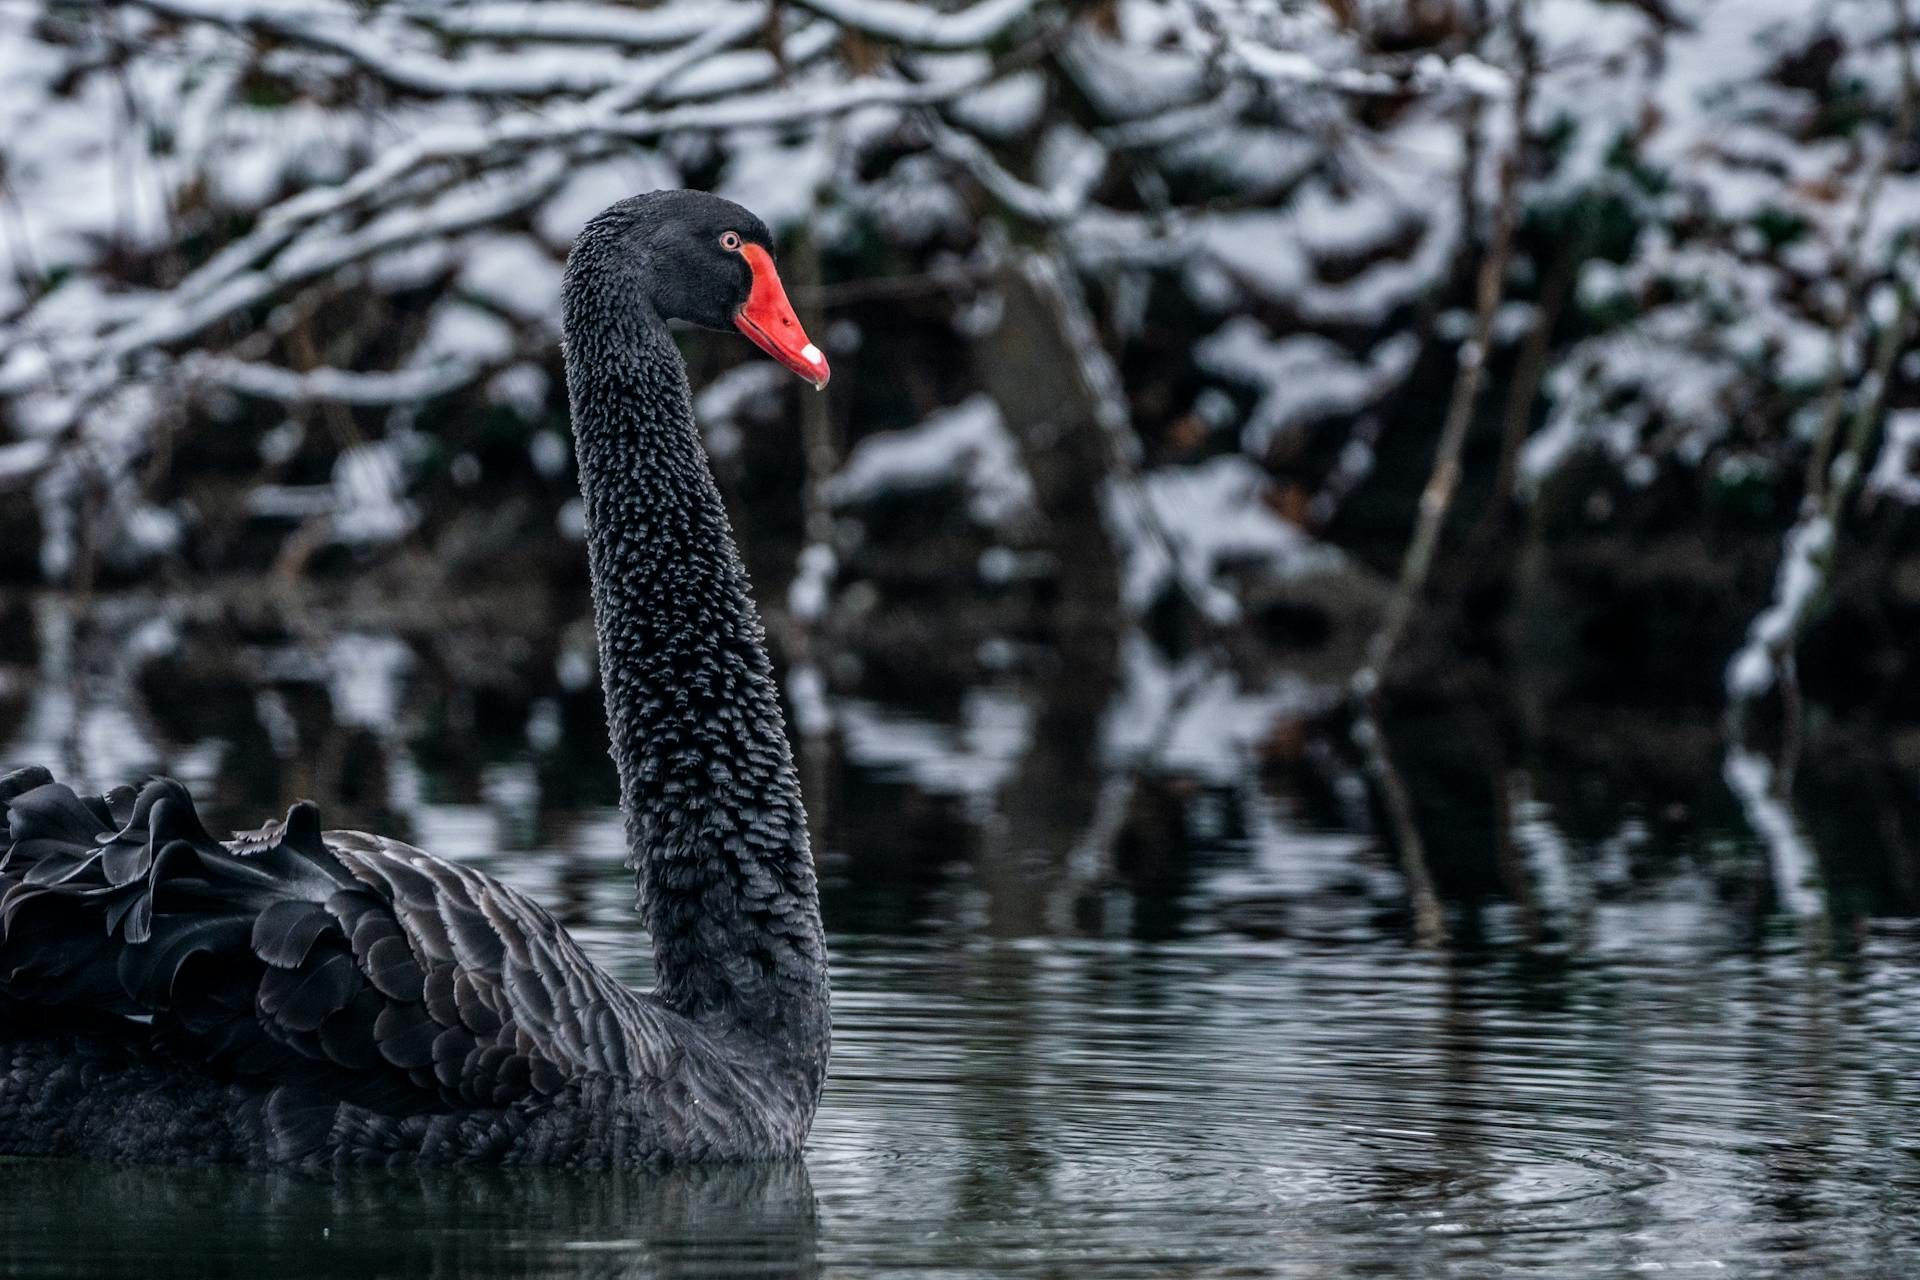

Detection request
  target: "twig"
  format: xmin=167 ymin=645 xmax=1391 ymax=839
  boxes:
xmin=1345 ymin=2 xmax=1534 ymax=949
xmin=1805 ymin=0 xmax=1919 ymax=505
xmin=1472 ymin=239 xmax=1577 ymax=548
xmin=1356 ymin=10 xmax=1533 ymax=691
xmin=1352 ymin=710 xmax=1446 ymax=946
xmin=793 ymin=261 xmax=999 ymax=307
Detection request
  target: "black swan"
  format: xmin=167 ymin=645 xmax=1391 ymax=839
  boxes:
xmin=0 ymin=190 xmax=833 ymax=1168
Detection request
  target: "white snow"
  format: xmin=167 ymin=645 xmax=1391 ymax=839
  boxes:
xmin=1722 ymin=748 xmax=1826 ymax=920
xmin=459 ymin=235 xmax=564 ymax=323
xmin=788 ymin=543 xmax=837 ymax=622
xmin=1725 ymin=512 xmax=1832 ymax=700
xmin=948 ymin=72 xmax=1046 ymax=140
xmin=0 ymin=439 xmax=51 ymax=483
xmin=826 ymin=395 xmax=1034 ymax=528
xmin=1196 ymin=318 xmax=1417 ymax=453
xmin=718 ymin=134 xmax=833 ymax=234
xmin=1100 ymin=634 xmax=1338 ymax=782
xmin=836 ymin=688 xmax=1036 ymax=813
xmin=327 ymin=633 xmax=412 ymax=730
xmin=1866 ymin=411 xmax=1920 ymax=506
xmin=330 ymin=440 xmax=418 ymax=545
xmin=1106 ymin=456 xmax=1344 ymax=623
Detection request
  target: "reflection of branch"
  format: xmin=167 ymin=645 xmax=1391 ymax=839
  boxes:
xmin=1341 ymin=6 xmax=1533 ymax=950
xmin=1352 ymin=710 xmax=1445 ymax=946
xmin=1473 ymin=241 xmax=1577 ymax=548
xmin=1723 ymin=748 xmax=1827 ymax=924
xmin=1044 ymin=650 xmax=1215 ymax=932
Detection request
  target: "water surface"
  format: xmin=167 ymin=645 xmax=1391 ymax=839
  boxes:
xmin=2 ymin=593 xmax=1917 ymax=1276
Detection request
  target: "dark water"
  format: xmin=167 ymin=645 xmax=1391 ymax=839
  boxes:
xmin=4 ymin=592 xmax=1920 ymax=1277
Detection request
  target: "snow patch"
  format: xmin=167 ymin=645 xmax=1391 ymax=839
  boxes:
xmin=826 ymin=394 xmax=1034 ymax=527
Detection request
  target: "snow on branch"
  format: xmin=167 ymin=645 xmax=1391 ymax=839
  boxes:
xmin=1225 ymin=37 xmax=1510 ymax=100
xmin=0 ymin=155 xmax=567 ymax=398
xmin=0 ymin=69 xmax=990 ymax=403
xmin=186 ymin=354 xmax=499 ymax=407
xmin=396 ymin=1 xmax=766 ymax=50
xmin=788 ymin=0 xmax=1039 ymax=49
xmin=929 ymin=121 xmax=1097 ymax=225
xmin=253 ymin=5 xmax=783 ymax=240
xmin=1724 ymin=512 xmax=1833 ymax=703
xmin=395 ymin=0 xmax=1042 ymax=56
xmin=826 ymin=394 xmax=1034 ymax=526
xmin=126 ymin=0 xmax=662 ymax=98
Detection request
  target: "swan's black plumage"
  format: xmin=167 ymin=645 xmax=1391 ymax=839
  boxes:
xmin=0 ymin=191 xmax=830 ymax=1168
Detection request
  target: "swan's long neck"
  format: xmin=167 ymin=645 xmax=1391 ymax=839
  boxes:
xmin=560 ymin=260 xmax=828 ymax=1077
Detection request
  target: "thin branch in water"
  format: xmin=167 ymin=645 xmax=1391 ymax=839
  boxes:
xmin=1353 ymin=710 xmax=1447 ymax=947
xmin=1343 ymin=2 xmax=1533 ymax=947
xmin=1723 ymin=746 xmax=1829 ymax=929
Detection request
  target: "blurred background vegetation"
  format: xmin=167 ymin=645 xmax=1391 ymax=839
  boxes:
xmin=1 ymin=0 xmax=1918 ymax=937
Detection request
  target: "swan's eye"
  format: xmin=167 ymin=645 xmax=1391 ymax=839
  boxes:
xmin=719 ymin=231 xmax=742 ymax=252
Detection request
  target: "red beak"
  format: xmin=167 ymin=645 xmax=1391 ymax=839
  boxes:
xmin=732 ymin=243 xmax=830 ymax=389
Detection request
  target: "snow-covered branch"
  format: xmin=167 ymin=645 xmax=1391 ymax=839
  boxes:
xmin=1724 ymin=0 xmax=1920 ymax=723
xmin=186 ymin=354 xmax=502 ymax=407
xmin=396 ymin=1 xmax=765 ymax=50
xmin=789 ymin=0 xmax=1040 ymax=49
xmin=1225 ymin=36 xmax=1509 ymax=100
xmin=124 ymin=0 xmax=661 ymax=97
xmin=0 ymin=68 xmax=990 ymax=402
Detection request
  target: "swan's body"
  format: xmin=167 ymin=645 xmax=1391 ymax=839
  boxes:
xmin=0 ymin=191 xmax=831 ymax=1168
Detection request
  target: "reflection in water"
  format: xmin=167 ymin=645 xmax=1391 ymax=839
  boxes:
xmin=0 ymin=1159 xmax=818 ymax=1279
xmin=5 ymin=591 xmax=1920 ymax=1275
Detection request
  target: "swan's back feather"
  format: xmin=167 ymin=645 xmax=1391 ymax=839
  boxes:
xmin=0 ymin=768 xmax=702 ymax=1157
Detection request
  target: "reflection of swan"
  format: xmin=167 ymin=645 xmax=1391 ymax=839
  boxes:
xmin=0 ymin=192 xmax=831 ymax=1166
xmin=0 ymin=1156 xmax=818 ymax=1280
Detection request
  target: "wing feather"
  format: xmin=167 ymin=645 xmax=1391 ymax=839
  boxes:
xmin=0 ymin=770 xmax=698 ymax=1127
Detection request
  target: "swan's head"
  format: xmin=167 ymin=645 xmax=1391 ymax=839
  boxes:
xmin=574 ymin=190 xmax=830 ymax=389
